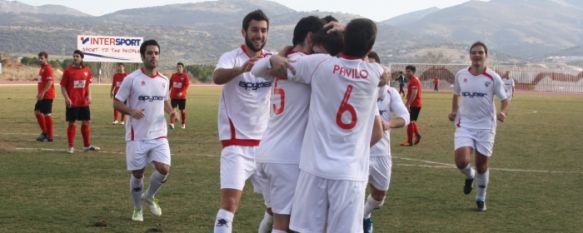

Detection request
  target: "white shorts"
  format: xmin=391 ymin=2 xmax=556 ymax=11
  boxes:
xmin=368 ymin=155 xmax=392 ymax=191
xmin=454 ymin=127 xmax=496 ymax=157
xmin=126 ymin=138 xmax=171 ymax=171
xmin=290 ymin=171 xmax=366 ymax=233
xmin=256 ymin=163 xmax=300 ymax=215
xmin=220 ymin=145 xmax=263 ymax=191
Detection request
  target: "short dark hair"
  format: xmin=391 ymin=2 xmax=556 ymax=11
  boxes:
xmin=140 ymin=39 xmax=160 ymax=58
xmin=312 ymin=26 xmax=344 ymax=56
xmin=177 ymin=62 xmax=184 ymax=67
xmin=343 ymin=18 xmax=377 ymax=58
xmin=117 ymin=63 xmax=125 ymax=67
xmin=406 ymin=65 xmax=416 ymax=73
xmin=470 ymin=41 xmax=488 ymax=55
xmin=38 ymin=51 xmax=48 ymax=59
xmin=367 ymin=51 xmax=380 ymax=63
xmin=242 ymin=9 xmax=269 ymax=31
xmin=73 ymin=49 xmax=84 ymax=58
xmin=322 ymin=15 xmax=338 ymax=23
xmin=292 ymin=16 xmax=324 ymax=46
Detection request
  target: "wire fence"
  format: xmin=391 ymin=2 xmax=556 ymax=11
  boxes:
xmin=388 ymin=63 xmax=583 ymax=94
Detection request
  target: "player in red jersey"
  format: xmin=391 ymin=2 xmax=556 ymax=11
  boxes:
xmin=110 ymin=63 xmax=127 ymax=125
xmin=60 ymin=50 xmax=100 ymax=154
xmin=168 ymin=62 xmax=190 ymax=129
xmin=401 ymin=65 xmax=423 ymax=146
xmin=34 ymin=51 xmax=56 ymax=142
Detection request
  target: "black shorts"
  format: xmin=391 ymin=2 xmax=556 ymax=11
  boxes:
xmin=171 ymin=99 xmax=186 ymax=110
xmin=410 ymin=107 xmax=422 ymax=121
xmin=34 ymin=99 xmax=53 ymax=114
xmin=66 ymin=107 xmax=91 ymax=122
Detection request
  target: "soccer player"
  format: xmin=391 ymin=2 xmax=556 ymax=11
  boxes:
xmin=169 ymin=62 xmax=190 ymax=129
xmin=401 ymin=65 xmax=423 ymax=146
xmin=254 ymin=18 xmax=384 ymax=233
xmin=253 ymin=15 xmax=324 ymax=233
xmin=448 ymin=41 xmax=510 ymax=212
xmin=60 ymin=50 xmax=100 ymax=154
xmin=363 ymin=52 xmax=409 ymax=233
xmin=502 ymin=71 xmax=515 ymax=101
xmin=110 ymin=63 xmax=127 ymax=125
xmin=311 ymin=15 xmax=343 ymax=56
xmin=113 ymin=39 xmax=177 ymax=222
xmin=34 ymin=51 xmax=55 ymax=142
xmin=433 ymin=77 xmax=440 ymax=92
xmin=395 ymin=71 xmax=406 ymax=96
xmin=211 ymin=10 xmax=273 ymax=233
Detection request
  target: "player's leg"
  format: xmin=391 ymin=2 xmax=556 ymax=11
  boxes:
xmin=214 ymin=146 xmax=257 ymax=233
xmin=143 ymin=139 xmax=171 ymax=216
xmin=43 ymin=100 xmax=54 ymax=142
xmin=179 ymin=100 xmax=186 ymax=129
xmin=66 ymin=107 xmax=76 ymax=153
xmin=262 ymin=163 xmax=299 ymax=232
xmin=34 ymin=101 xmax=47 ymax=141
xmin=113 ymin=108 xmax=119 ymax=124
xmin=363 ymin=156 xmax=391 ymax=233
xmin=454 ymin=127 xmax=476 ymax=194
xmin=327 ymin=179 xmax=367 ymax=233
xmin=169 ymin=99 xmax=177 ymax=129
xmin=412 ymin=107 xmax=422 ymax=145
xmin=80 ymin=107 xmax=99 ymax=151
xmin=474 ymin=130 xmax=494 ymax=211
xmin=254 ymin=165 xmax=273 ymax=233
xmin=127 ymin=140 xmax=146 ymax=221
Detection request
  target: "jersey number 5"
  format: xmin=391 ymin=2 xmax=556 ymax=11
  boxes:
xmin=273 ymin=78 xmax=285 ymax=115
xmin=336 ymin=85 xmax=357 ymax=129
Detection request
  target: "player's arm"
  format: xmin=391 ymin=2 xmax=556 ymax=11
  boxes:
xmin=38 ymin=79 xmax=53 ymax=100
xmin=389 ymin=88 xmax=410 ymax=128
xmin=448 ymin=95 xmax=459 ymax=122
xmin=86 ymin=77 xmax=92 ymax=105
xmin=370 ymin=115 xmax=384 ymax=147
xmin=406 ymin=88 xmax=417 ymax=108
xmin=60 ymin=72 xmax=72 ymax=107
xmin=113 ymin=99 xmax=144 ymax=120
xmin=213 ymin=56 xmax=260 ymax=84
xmin=110 ymin=78 xmax=115 ymax=98
xmin=497 ymin=99 xmax=510 ymax=122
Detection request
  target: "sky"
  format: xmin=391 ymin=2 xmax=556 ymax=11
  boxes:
xmin=16 ymin=0 xmax=476 ymax=21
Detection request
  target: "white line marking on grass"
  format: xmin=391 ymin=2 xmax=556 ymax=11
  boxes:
xmin=14 ymin=147 xmax=218 ymax=157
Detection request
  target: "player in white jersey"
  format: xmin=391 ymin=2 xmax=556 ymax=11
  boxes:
xmin=113 ymin=40 xmax=177 ymax=222
xmin=448 ymin=41 xmax=510 ymax=212
xmin=362 ymin=52 xmax=409 ymax=233
xmin=254 ymin=18 xmax=385 ymax=233
xmin=212 ymin=10 xmax=274 ymax=233
xmin=253 ymin=16 xmax=324 ymax=233
xmin=502 ymin=71 xmax=515 ymax=100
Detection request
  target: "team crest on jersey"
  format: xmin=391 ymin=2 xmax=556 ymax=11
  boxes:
xmin=485 ymin=81 xmax=491 ymax=87
xmin=84 ymin=72 xmax=88 ymax=77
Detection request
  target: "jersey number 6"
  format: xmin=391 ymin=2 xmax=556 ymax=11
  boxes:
xmin=336 ymin=85 xmax=357 ymax=129
xmin=273 ymin=78 xmax=285 ymax=115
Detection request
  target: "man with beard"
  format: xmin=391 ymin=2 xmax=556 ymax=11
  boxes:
xmin=211 ymin=10 xmax=272 ymax=233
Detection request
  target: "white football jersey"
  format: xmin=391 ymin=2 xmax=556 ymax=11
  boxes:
xmin=370 ymin=86 xmax=410 ymax=157
xmin=503 ymin=79 xmax=515 ymax=98
xmin=287 ymin=54 xmax=383 ymax=181
xmin=115 ymin=69 xmax=169 ymax=141
xmin=215 ymin=46 xmax=272 ymax=147
xmin=256 ymin=51 xmax=310 ymax=164
xmin=453 ymin=67 xmax=508 ymax=130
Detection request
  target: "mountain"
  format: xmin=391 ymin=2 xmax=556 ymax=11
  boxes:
xmin=383 ymin=0 xmax=583 ymax=58
xmin=380 ymin=7 xmax=439 ymax=26
xmin=0 ymin=0 xmax=89 ymax=16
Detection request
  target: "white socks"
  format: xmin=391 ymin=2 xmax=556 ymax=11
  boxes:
xmin=460 ymin=163 xmax=475 ymax=179
xmin=214 ymin=209 xmax=234 ymax=233
xmin=476 ymin=169 xmax=490 ymax=201
xmin=130 ymin=175 xmax=143 ymax=208
xmin=145 ymin=171 xmax=168 ymax=200
xmin=363 ymin=194 xmax=385 ymax=219
xmin=271 ymin=230 xmax=287 ymax=233
xmin=258 ymin=211 xmax=273 ymax=233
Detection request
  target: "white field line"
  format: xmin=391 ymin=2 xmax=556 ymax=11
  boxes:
xmin=9 ymin=146 xmax=583 ymax=174
xmin=0 ymin=132 xmax=202 ymax=142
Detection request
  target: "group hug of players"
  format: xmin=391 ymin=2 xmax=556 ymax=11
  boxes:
xmin=32 ymin=8 xmax=510 ymax=233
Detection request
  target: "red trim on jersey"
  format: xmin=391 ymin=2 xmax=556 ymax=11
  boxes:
xmin=140 ymin=68 xmax=160 ymax=78
xmin=221 ymin=117 xmax=260 ymax=148
xmin=240 ymin=44 xmax=268 ymax=58
xmin=286 ymin=50 xmax=304 ymax=56
xmin=482 ymin=67 xmax=494 ymax=81
xmin=339 ymin=53 xmax=364 ymax=60
xmin=456 ymin=119 xmax=461 ymax=128
xmin=131 ymin=127 xmax=135 ymax=141
xmin=156 ymin=136 xmax=167 ymax=139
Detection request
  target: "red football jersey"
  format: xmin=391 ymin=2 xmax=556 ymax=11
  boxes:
xmin=37 ymin=63 xmax=55 ymax=100
xmin=60 ymin=65 xmax=92 ymax=107
xmin=169 ymin=73 xmax=190 ymax=99
xmin=112 ymin=72 xmax=127 ymax=93
xmin=407 ymin=76 xmax=423 ymax=107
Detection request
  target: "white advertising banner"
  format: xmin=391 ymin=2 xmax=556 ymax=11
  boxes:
xmin=77 ymin=35 xmax=143 ymax=63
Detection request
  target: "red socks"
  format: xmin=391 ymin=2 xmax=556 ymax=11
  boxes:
xmin=114 ymin=110 xmax=119 ymax=121
xmin=67 ymin=124 xmax=76 ymax=147
xmin=412 ymin=122 xmax=421 ymax=137
xmin=44 ymin=115 xmax=53 ymax=140
xmin=407 ymin=124 xmax=414 ymax=144
xmin=81 ymin=124 xmax=90 ymax=147
xmin=181 ymin=111 xmax=186 ymax=125
xmin=35 ymin=113 xmax=46 ymax=134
